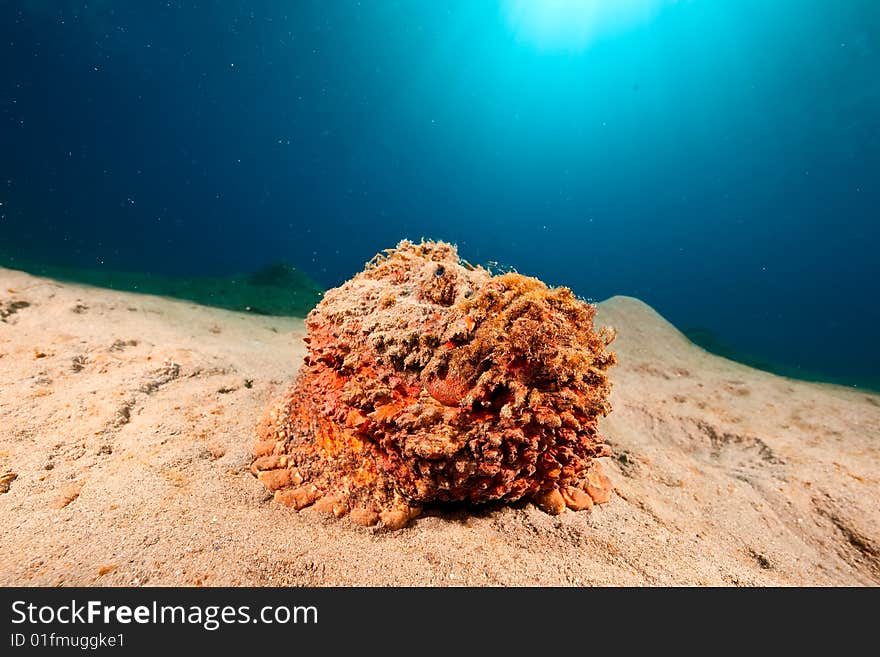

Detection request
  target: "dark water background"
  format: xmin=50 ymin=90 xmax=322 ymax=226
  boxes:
xmin=1 ymin=1 xmax=878 ymax=388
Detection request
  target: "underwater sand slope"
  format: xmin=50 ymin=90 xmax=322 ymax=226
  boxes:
xmin=0 ymin=267 xmax=878 ymax=586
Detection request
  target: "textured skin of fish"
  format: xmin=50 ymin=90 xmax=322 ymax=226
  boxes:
xmin=252 ymin=240 xmax=616 ymax=529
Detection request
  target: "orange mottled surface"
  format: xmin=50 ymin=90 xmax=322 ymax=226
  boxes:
xmin=253 ymin=240 xmax=616 ymax=529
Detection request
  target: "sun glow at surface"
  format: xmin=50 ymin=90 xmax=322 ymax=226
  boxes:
xmin=502 ymin=0 xmax=675 ymax=52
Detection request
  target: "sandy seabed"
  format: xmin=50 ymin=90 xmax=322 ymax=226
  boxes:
xmin=1 ymin=266 xmax=878 ymax=586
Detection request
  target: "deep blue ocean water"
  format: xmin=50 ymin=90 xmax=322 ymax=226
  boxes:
xmin=1 ymin=1 xmax=878 ymax=388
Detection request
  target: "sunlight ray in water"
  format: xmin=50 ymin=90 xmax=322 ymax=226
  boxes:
xmin=501 ymin=0 xmax=675 ymax=51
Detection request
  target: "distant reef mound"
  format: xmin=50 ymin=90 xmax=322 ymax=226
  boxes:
xmin=0 ymin=254 xmax=323 ymax=317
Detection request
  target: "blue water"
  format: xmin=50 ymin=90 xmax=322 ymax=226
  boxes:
xmin=1 ymin=1 xmax=878 ymax=388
